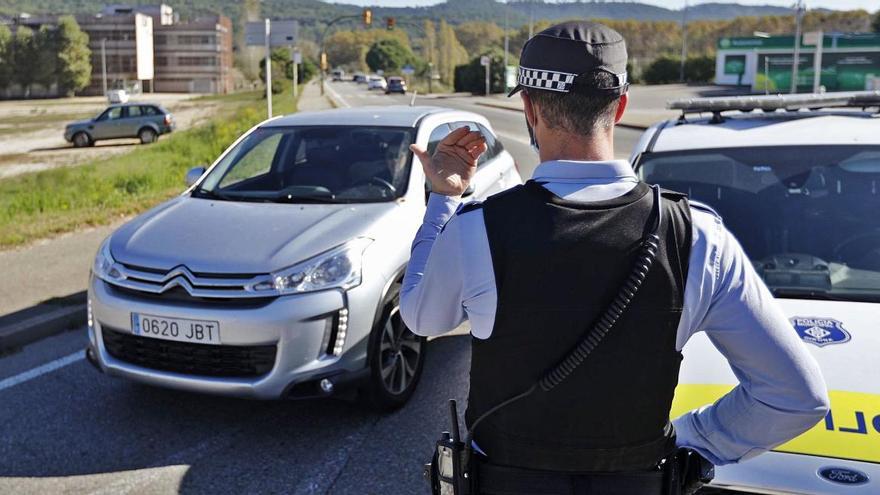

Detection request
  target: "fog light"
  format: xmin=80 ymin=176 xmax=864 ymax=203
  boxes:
xmin=319 ymin=378 xmax=334 ymax=394
xmin=332 ymin=308 xmax=349 ymax=356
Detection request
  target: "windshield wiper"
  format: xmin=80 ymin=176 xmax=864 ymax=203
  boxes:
xmin=193 ymin=188 xmax=234 ymax=201
xmin=271 ymin=193 xmax=343 ymax=204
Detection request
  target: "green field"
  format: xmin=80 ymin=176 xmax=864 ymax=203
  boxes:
xmin=0 ymin=89 xmax=296 ymax=249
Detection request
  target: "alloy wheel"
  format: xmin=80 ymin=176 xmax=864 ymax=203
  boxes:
xmin=378 ymin=306 xmax=422 ymax=395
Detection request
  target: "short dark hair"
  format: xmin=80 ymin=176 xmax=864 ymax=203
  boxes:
xmin=526 ymin=72 xmax=621 ymax=136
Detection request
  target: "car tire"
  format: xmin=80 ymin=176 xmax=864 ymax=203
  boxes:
xmin=138 ymin=128 xmax=157 ymax=144
xmin=72 ymin=132 xmax=92 ymax=148
xmin=362 ymin=285 xmax=427 ymax=411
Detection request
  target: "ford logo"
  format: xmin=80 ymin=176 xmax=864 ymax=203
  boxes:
xmin=818 ymin=467 xmax=869 ymax=485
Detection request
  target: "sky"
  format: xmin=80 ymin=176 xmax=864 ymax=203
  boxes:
xmin=324 ymin=0 xmax=879 ymax=11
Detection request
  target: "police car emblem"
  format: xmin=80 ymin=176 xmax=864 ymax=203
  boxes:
xmin=818 ymin=467 xmax=869 ymax=485
xmin=790 ymin=317 xmax=851 ymax=347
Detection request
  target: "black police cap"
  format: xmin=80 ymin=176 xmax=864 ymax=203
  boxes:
xmin=508 ymin=21 xmax=629 ymax=97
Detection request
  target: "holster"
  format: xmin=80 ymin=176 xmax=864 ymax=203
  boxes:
xmin=662 ymin=449 xmax=715 ymax=495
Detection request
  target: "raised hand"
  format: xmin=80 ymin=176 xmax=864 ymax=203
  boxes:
xmin=409 ymin=127 xmax=488 ymax=197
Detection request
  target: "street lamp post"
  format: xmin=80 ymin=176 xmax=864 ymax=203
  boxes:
xmin=319 ymin=11 xmax=371 ymax=96
xmin=679 ymin=0 xmax=688 ymax=83
xmin=504 ymin=6 xmax=510 ymax=93
xmin=790 ymin=0 xmax=805 ymax=94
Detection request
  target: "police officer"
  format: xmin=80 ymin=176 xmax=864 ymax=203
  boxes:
xmin=402 ymin=21 xmax=829 ymax=495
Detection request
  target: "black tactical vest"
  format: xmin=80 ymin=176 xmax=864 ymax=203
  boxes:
xmin=465 ymin=180 xmax=692 ymax=473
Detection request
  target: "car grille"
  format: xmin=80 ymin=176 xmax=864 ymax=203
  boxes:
xmin=106 ymin=263 xmax=275 ymax=300
xmin=102 ymin=328 xmax=277 ymax=378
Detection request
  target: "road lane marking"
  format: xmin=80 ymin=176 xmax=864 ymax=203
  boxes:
xmin=324 ymin=83 xmax=351 ymax=108
xmin=0 ymin=351 xmax=83 ymax=392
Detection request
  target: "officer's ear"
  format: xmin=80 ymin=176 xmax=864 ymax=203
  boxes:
xmin=613 ymin=92 xmax=628 ymax=125
xmin=521 ymin=91 xmax=538 ymax=128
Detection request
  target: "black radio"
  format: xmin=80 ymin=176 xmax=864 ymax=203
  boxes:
xmin=424 ymin=400 xmax=471 ymax=495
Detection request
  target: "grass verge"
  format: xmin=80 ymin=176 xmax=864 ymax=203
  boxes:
xmin=0 ymin=87 xmax=298 ymax=249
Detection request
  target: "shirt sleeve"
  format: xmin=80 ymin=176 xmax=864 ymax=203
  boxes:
xmin=672 ymin=213 xmax=830 ymax=466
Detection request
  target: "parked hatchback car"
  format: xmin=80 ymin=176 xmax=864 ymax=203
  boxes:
xmin=86 ymin=106 xmax=521 ymax=409
xmin=633 ymin=92 xmax=880 ymax=494
xmin=65 ymin=103 xmax=175 ymax=148
xmin=367 ymin=75 xmax=387 ymax=91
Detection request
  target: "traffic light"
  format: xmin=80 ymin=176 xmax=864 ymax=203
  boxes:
xmin=386 ymin=17 xmax=395 ymax=30
xmin=363 ymin=9 xmax=372 ymax=26
xmin=320 ymin=52 xmax=328 ymax=71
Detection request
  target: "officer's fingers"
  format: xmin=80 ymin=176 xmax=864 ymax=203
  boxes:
xmin=455 ymin=130 xmax=484 ymax=147
xmin=441 ymin=126 xmax=470 ymax=146
xmin=467 ymin=142 xmax=488 ymax=160
xmin=409 ymin=144 xmax=431 ymax=167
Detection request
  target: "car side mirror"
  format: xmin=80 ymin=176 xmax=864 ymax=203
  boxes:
xmin=461 ymin=184 xmax=476 ymax=197
xmin=185 ymin=166 xmax=206 ymax=187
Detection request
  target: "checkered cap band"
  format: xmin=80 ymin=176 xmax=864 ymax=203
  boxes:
xmin=518 ymin=67 xmax=576 ymax=92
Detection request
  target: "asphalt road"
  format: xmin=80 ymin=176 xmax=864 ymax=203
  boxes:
xmin=0 ymin=83 xmax=649 ymax=495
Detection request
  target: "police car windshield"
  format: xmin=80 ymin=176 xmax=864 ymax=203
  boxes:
xmin=638 ymin=145 xmax=880 ymax=303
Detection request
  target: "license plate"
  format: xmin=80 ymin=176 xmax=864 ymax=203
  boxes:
xmin=131 ymin=313 xmax=221 ymax=345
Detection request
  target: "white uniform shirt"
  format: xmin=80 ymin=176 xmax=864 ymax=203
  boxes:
xmin=400 ymin=159 xmax=829 ymax=466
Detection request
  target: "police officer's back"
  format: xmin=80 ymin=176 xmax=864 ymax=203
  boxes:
xmin=402 ymin=21 xmax=829 ymax=495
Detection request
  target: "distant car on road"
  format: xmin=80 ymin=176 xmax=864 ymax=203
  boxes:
xmin=386 ymin=77 xmax=407 ymax=95
xmin=86 ymin=106 xmax=522 ymax=409
xmin=353 ymin=73 xmax=367 ymax=84
xmin=107 ymin=89 xmax=129 ymax=104
xmin=64 ymin=103 xmax=175 ymax=148
xmin=367 ymin=75 xmax=387 ymax=91
xmin=633 ymin=92 xmax=880 ymax=495
xmin=331 ymin=69 xmax=345 ymax=81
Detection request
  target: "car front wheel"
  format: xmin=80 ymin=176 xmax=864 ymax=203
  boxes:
xmin=363 ymin=287 xmax=426 ymax=411
xmin=72 ymin=132 xmax=92 ymax=148
xmin=138 ymin=128 xmax=157 ymax=144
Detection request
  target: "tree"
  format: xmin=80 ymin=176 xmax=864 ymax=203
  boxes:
xmin=54 ymin=16 xmax=91 ymax=96
xmin=455 ymin=21 xmax=503 ymax=56
xmin=33 ymin=25 xmax=58 ymax=90
xmin=437 ymin=20 xmax=468 ymax=86
xmin=454 ymin=48 xmax=507 ymax=94
xmin=0 ymin=25 xmax=11 ymax=91
xmin=365 ymin=38 xmax=418 ymax=74
xmin=11 ymin=26 xmax=38 ymax=97
xmin=873 ymin=11 xmax=880 ymax=32
xmin=259 ymin=49 xmax=290 ymax=94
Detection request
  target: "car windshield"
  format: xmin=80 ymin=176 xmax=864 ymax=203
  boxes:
xmin=638 ymin=145 xmax=880 ymax=303
xmin=195 ymin=125 xmax=415 ymax=203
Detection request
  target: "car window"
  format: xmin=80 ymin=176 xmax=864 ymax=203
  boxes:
xmin=141 ymin=106 xmax=159 ymax=116
xmin=99 ymin=107 xmax=123 ymax=121
xmin=218 ymin=133 xmax=282 ymax=188
xmin=476 ymin=124 xmax=500 ymax=165
xmin=125 ymin=106 xmax=143 ymax=118
xmin=199 ymin=126 xmax=416 ymax=203
xmin=638 ymin=145 xmax=880 ymax=304
xmin=427 ymin=124 xmax=452 ymax=156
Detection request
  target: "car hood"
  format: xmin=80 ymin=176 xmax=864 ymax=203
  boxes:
xmin=67 ymin=119 xmax=93 ymax=127
xmin=110 ymin=196 xmax=399 ymax=274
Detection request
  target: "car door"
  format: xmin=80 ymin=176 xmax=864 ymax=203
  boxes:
xmin=120 ymin=105 xmax=144 ymax=137
xmin=92 ymin=106 xmax=124 ymax=139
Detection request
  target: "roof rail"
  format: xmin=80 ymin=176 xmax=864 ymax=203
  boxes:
xmin=668 ymin=91 xmax=880 ymax=116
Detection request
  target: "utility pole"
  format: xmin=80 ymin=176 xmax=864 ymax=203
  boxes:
xmin=811 ymin=30 xmax=823 ymax=94
xmin=101 ymin=38 xmax=108 ymax=96
xmin=504 ymin=6 xmax=510 ymax=93
xmin=529 ymin=3 xmax=534 ymax=40
xmin=265 ymin=18 xmax=272 ymax=118
xmin=291 ymin=47 xmax=300 ymax=100
xmin=679 ymin=0 xmax=688 ymax=82
xmin=790 ymin=0 xmax=805 ymax=94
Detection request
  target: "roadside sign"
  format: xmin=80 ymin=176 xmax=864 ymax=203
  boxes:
xmin=292 ymin=51 xmax=302 ymax=64
xmin=245 ymin=20 xmax=298 ymax=47
xmin=803 ymin=31 xmax=822 ymax=47
xmin=402 ymin=65 xmax=415 ymax=75
xmin=480 ymin=56 xmax=490 ymax=66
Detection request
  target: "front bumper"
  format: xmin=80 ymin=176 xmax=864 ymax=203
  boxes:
xmin=87 ymin=276 xmax=373 ymax=399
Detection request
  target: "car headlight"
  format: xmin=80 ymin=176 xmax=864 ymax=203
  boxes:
xmin=93 ymin=238 xmax=124 ymax=282
xmin=251 ymin=238 xmax=373 ymax=296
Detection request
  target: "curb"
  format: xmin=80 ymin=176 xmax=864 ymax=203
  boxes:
xmin=0 ymin=292 xmax=87 ymax=353
xmin=473 ymin=101 xmax=652 ymax=131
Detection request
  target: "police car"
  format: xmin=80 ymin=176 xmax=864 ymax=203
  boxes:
xmin=632 ymin=92 xmax=880 ymax=494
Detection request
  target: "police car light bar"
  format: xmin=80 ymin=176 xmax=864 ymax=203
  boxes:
xmin=667 ymin=91 xmax=880 ymax=115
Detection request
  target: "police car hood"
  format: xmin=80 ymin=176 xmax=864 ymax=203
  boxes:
xmin=672 ymin=298 xmax=879 ymax=494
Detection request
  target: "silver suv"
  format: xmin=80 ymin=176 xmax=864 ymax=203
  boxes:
xmin=86 ymin=106 xmax=521 ymax=409
xmin=64 ymin=103 xmax=174 ymax=147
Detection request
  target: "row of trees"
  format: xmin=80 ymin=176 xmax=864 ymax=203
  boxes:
xmin=0 ymin=16 xmax=91 ymax=97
